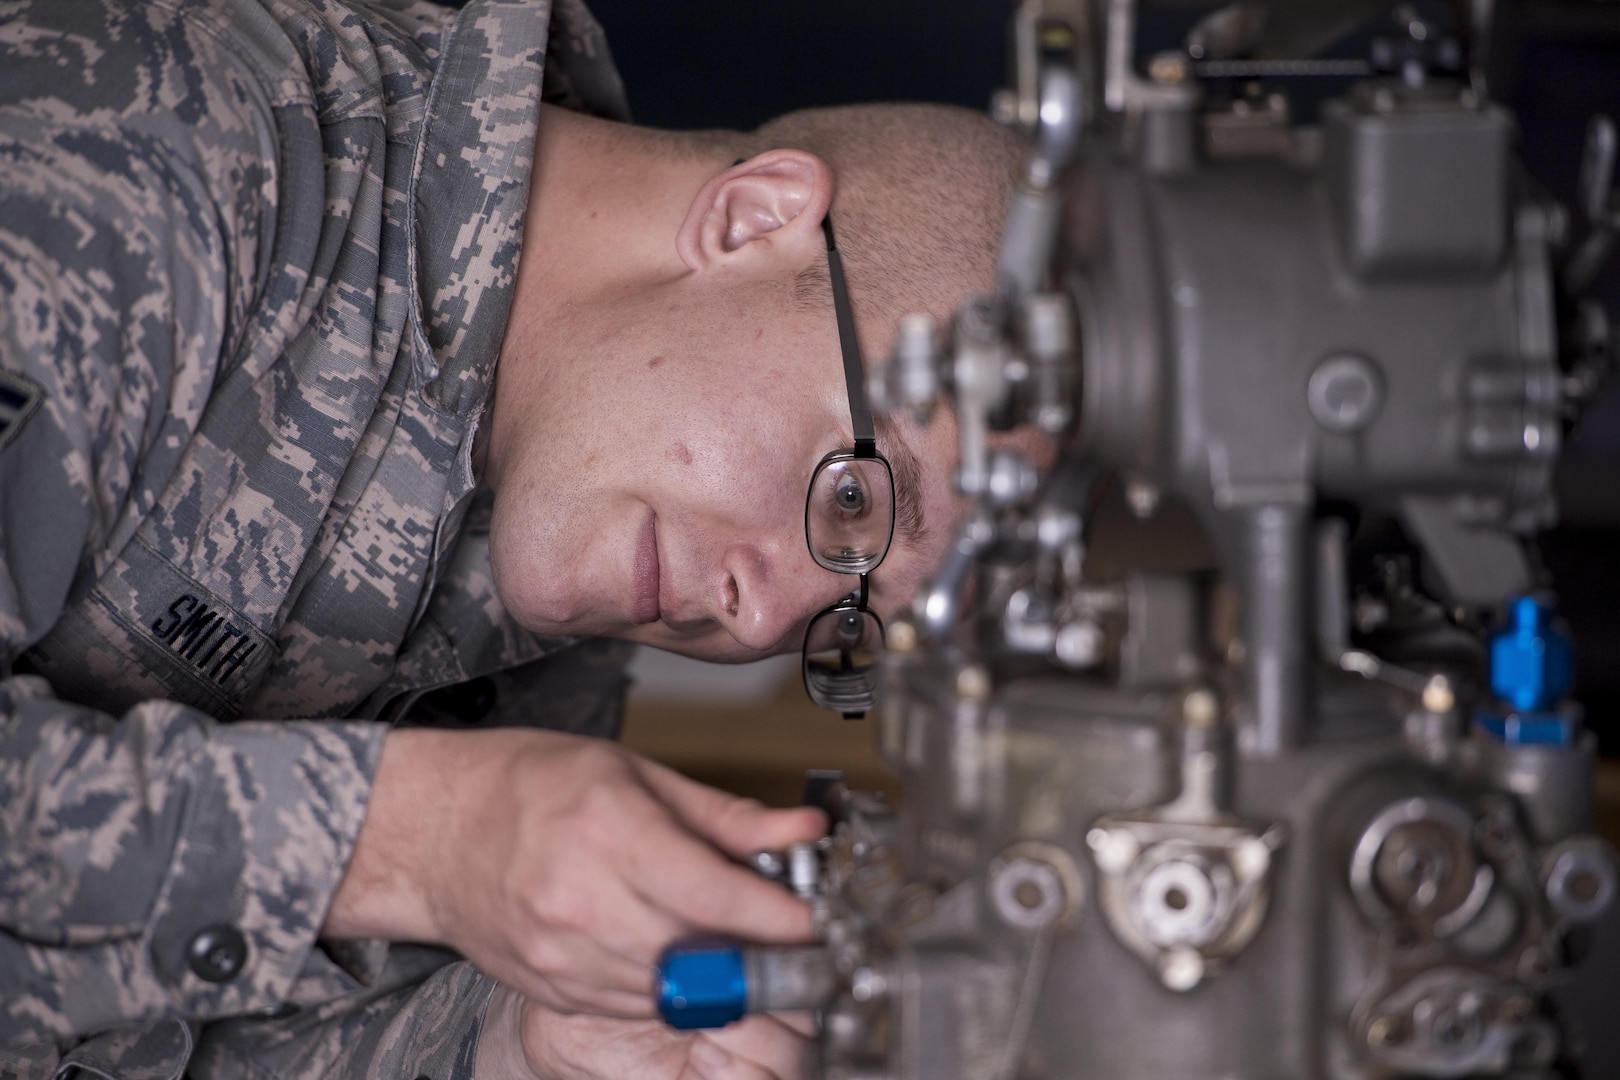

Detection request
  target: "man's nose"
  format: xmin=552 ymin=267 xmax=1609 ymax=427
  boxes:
xmin=720 ymin=542 xmax=851 ymax=654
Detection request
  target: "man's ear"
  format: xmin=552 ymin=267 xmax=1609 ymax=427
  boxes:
xmin=676 ymin=149 xmax=833 ymax=271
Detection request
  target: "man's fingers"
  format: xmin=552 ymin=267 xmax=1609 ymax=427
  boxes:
xmin=519 ymin=1001 xmax=694 ymax=1079
xmin=491 ymin=927 xmax=662 ymax=1012
xmin=693 ymin=1015 xmax=810 ymax=1080
xmin=767 ymin=1011 xmax=817 ymax=1038
xmin=633 ymin=757 xmax=827 ymax=857
xmin=628 ymin=823 xmax=815 ymax=944
xmin=689 ymin=1035 xmax=781 ymax=1080
xmin=522 ymin=973 xmax=660 ymax=1020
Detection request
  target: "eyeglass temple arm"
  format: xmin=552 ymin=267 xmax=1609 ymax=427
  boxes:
xmin=822 ymin=216 xmax=877 ymax=459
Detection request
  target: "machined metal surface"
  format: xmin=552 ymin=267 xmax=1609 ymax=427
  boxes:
xmin=698 ymin=2 xmax=1616 ymax=1076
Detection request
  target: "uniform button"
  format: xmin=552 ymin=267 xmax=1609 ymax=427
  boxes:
xmin=186 ymin=924 xmax=249 ymax=982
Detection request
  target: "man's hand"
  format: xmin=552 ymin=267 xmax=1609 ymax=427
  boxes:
xmin=476 ymin=984 xmax=812 ymax=1080
xmin=324 ymin=727 xmax=826 ymax=1016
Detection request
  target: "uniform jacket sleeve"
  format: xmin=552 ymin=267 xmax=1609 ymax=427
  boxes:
xmin=1 ymin=0 xmax=633 ymax=1076
xmin=188 ymin=949 xmax=493 ymax=1080
xmin=0 ymin=0 xmax=387 ymax=1056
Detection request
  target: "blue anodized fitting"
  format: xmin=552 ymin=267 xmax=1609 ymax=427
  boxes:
xmin=657 ymin=941 xmax=748 ymax=1030
xmin=1479 ymin=595 xmax=1576 ymax=746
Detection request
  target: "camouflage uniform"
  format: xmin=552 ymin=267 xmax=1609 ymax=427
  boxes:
xmin=0 ymin=0 xmax=630 ymax=1076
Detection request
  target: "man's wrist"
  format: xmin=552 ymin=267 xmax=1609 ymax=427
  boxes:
xmin=475 ymin=983 xmax=536 ymax=1080
xmin=323 ymin=727 xmax=453 ymax=943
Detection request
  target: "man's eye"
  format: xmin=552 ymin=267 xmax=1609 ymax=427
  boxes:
xmin=833 ymin=476 xmax=867 ymax=515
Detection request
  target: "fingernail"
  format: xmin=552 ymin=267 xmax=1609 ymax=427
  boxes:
xmin=691 ymin=1037 xmax=732 ymax=1071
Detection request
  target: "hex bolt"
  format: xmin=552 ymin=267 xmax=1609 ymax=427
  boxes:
xmin=1034 ymin=403 xmax=1069 ymax=432
xmin=1183 ymin=688 xmax=1219 ymax=728
xmin=1159 ymin=946 xmax=1204 ymax=992
xmin=1367 ymin=1014 xmax=1411 ymax=1048
xmin=990 ymin=89 xmax=1021 ymax=128
xmin=850 ymin=967 xmax=889 ymax=1004
xmin=990 ymin=856 xmax=1067 ymax=930
xmin=1545 ymin=843 xmax=1618 ymax=921
xmin=1054 ymin=620 xmax=1105 ymax=668
xmin=1478 ymin=820 xmax=1512 ymax=856
xmin=1024 ymin=292 xmax=1072 ymax=356
xmin=1430 ymin=994 xmax=1484 ymax=1051
xmin=1137 ymin=858 xmax=1221 ymax=947
xmin=1233 ymin=836 xmax=1272 ymax=878
xmin=1421 ymin=675 xmax=1456 ymax=714
xmin=872 ymin=313 xmax=941 ymax=426
xmin=1519 ymin=947 xmax=1551 ymax=978
xmin=955 ymin=664 xmax=992 ymax=702
xmin=1148 ymin=51 xmax=1191 ymax=84
xmin=1502 ymin=994 xmax=1535 ymax=1022
xmin=1125 ymin=478 xmax=1161 ymax=519
xmin=1307 ymin=354 xmax=1385 ymax=434
xmin=788 ymin=843 xmax=820 ymax=900
xmin=749 ymin=850 xmax=787 ymax=881
xmin=985 ymin=451 xmax=1039 ymax=508
xmin=1034 ymin=506 xmax=1081 ymax=549
xmin=1568 ymin=869 xmax=1601 ymax=902
xmin=1086 ymin=827 xmax=1138 ymax=873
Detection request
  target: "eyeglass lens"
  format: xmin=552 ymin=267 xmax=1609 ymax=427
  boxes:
xmin=803 ymin=603 xmax=885 ymax=713
xmin=806 ymin=454 xmax=895 ymax=575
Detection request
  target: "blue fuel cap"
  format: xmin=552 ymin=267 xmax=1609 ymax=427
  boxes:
xmin=657 ymin=941 xmax=748 ymax=1030
xmin=1490 ymin=595 xmax=1568 ymax=712
xmin=1476 ymin=595 xmax=1578 ymax=747
xmin=1490 ymin=595 xmax=1574 ymax=714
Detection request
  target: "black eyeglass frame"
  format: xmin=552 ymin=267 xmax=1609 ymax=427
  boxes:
xmin=801 ymin=215 xmax=894 ymax=718
xmin=802 ymin=576 xmax=886 ymax=719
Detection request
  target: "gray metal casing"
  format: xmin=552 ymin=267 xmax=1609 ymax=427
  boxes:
xmin=797 ymin=6 xmax=1611 ymax=1079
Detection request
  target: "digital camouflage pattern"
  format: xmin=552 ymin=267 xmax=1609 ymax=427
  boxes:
xmin=0 ymin=0 xmax=629 ymax=1076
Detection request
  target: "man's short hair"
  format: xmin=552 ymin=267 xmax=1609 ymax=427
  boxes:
xmin=749 ymin=103 xmax=1020 ymax=334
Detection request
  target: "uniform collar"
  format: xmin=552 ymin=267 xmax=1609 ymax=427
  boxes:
xmin=408 ymin=0 xmax=550 ymax=419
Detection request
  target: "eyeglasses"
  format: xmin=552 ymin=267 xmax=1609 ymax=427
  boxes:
xmin=801 ymin=215 xmax=893 ymax=717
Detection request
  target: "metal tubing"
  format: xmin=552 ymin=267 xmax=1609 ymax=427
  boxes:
xmin=1241 ymin=503 xmax=1310 ymax=755
xmin=745 ymin=946 xmax=837 ymax=1013
xmin=998 ymin=185 xmax=1062 ymax=299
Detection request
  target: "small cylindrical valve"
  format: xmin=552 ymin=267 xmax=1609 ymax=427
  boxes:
xmin=657 ymin=942 xmax=837 ymax=1030
xmin=870 ymin=313 xmax=940 ymax=425
xmin=656 ymin=941 xmax=748 ymax=1030
xmin=1023 ymin=292 xmax=1075 ymax=434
